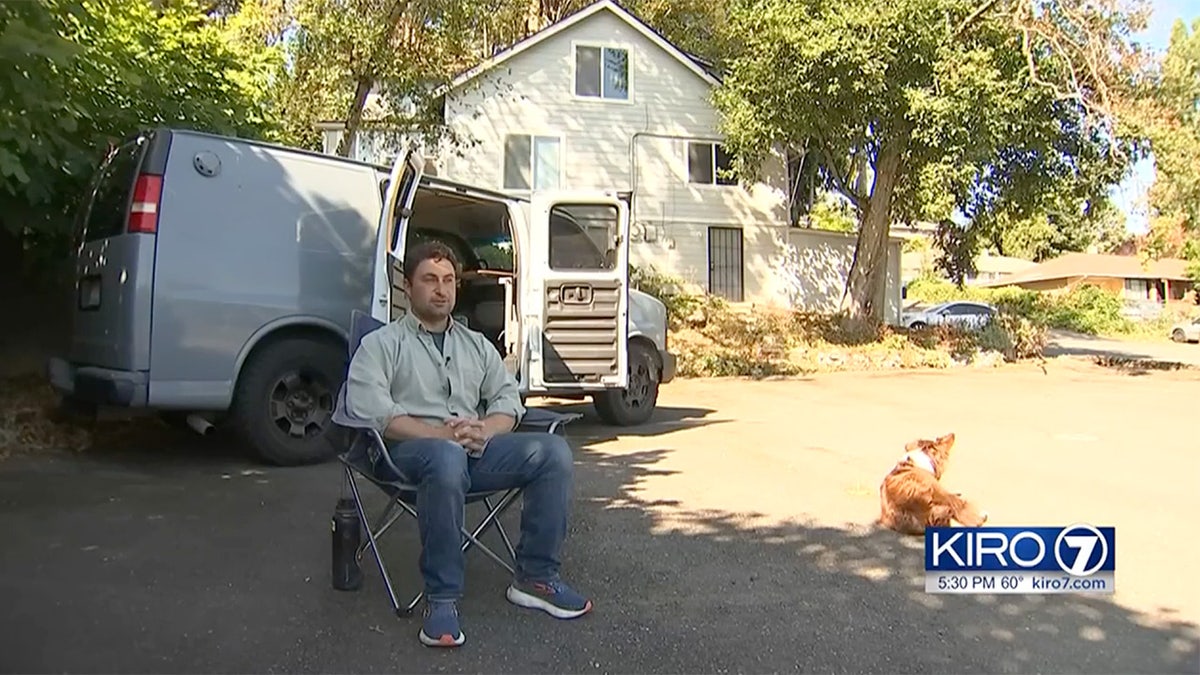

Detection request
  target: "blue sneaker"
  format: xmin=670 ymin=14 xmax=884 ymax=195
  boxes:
xmin=505 ymin=578 xmax=593 ymax=619
xmin=419 ymin=599 xmax=464 ymax=647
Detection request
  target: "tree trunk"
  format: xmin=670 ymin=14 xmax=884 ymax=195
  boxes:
xmin=843 ymin=126 xmax=910 ymax=322
xmin=335 ymin=0 xmax=411 ymax=158
xmin=335 ymin=77 xmax=374 ymax=158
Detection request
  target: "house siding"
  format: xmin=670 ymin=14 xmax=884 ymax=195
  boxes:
xmin=439 ymin=8 xmax=792 ymax=304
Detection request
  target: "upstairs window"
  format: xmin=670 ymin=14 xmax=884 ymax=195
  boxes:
xmin=575 ymin=45 xmax=629 ymax=100
xmin=687 ymin=142 xmax=737 ymax=186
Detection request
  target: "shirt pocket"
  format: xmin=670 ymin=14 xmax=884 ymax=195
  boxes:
xmin=456 ymin=358 xmax=486 ymax=408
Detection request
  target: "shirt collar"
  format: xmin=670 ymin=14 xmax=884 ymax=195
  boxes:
xmin=401 ymin=310 xmax=457 ymax=335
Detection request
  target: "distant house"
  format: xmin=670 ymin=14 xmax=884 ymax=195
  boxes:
xmin=315 ymin=0 xmax=905 ymax=323
xmin=965 ymin=253 xmax=1040 ymax=285
xmin=892 ymin=222 xmax=1037 ymax=286
xmin=976 ymin=252 xmax=1197 ymax=305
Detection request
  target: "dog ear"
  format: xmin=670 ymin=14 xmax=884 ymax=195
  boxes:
xmin=935 ymin=433 xmax=956 ymax=450
xmin=904 ymin=439 xmax=924 ymax=452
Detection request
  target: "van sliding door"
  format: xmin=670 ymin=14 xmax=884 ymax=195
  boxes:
xmin=527 ymin=192 xmax=630 ymax=391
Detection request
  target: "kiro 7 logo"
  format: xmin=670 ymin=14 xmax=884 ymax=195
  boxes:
xmin=1054 ymin=524 xmax=1108 ymax=576
xmin=926 ymin=523 xmax=1115 ymax=576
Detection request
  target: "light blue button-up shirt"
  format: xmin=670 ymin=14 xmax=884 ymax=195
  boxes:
xmin=345 ymin=312 xmax=525 ymax=436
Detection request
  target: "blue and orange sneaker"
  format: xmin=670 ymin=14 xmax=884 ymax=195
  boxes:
xmin=505 ymin=578 xmax=593 ymax=619
xmin=419 ymin=599 xmax=465 ymax=647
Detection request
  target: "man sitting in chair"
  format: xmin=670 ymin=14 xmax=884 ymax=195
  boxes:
xmin=345 ymin=240 xmax=592 ymax=648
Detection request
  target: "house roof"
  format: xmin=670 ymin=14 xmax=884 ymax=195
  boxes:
xmin=973 ymin=252 xmax=1038 ymax=275
xmin=977 ymin=252 xmax=1193 ymax=287
xmin=439 ymin=0 xmax=722 ymax=97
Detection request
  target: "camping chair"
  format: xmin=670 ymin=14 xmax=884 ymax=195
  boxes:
xmin=331 ymin=309 xmax=582 ymax=616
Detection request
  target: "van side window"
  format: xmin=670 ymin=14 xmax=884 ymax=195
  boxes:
xmin=548 ymin=204 xmax=617 ymax=270
xmin=82 ymin=140 xmax=144 ymax=242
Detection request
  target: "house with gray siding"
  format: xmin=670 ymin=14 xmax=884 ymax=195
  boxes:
xmin=317 ymin=0 xmax=903 ymax=322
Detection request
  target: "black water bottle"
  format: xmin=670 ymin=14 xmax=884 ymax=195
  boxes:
xmin=331 ymin=498 xmax=363 ymax=591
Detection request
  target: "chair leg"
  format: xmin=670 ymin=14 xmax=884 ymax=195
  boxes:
xmin=346 ymin=467 xmax=403 ymax=616
xmin=357 ymin=498 xmax=405 ymax=561
xmin=485 ymin=495 xmax=519 ymax=561
xmin=353 ymin=484 xmax=526 ymax=618
xmin=460 ymin=488 xmax=521 ymax=574
xmin=402 ymin=488 xmax=523 ymax=613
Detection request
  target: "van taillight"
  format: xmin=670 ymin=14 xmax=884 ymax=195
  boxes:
xmin=128 ymin=174 xmax=162 ymax=234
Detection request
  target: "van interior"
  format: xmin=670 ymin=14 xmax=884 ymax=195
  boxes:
xmin=389 ymin=186 xmax=517 ymax=359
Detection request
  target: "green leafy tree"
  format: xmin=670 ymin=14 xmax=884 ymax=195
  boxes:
xmin=712 ymin=0 xmax=1147 ymax=321
xmin=1135 ymin=18 xmax=1200 ymax=280
xmin=276 ymin=0 xmax=554 ymax=158
xmin=0 ymin=0 xmax=279 ymax=276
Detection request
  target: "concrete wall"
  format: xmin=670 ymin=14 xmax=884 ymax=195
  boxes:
xmin=767 ymin=228 xmax=903 ymax=325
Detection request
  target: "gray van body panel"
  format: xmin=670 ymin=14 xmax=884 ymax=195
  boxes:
xmin=71 ymin=233 xmax=158 ymax=372
xmin=68 ymin=135 xmax=160 ymax=377
xmin=145 ymin=131 xmax=380 ymax=409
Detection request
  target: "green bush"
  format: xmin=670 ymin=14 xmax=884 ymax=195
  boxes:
xmin=1041 ymin=284 xmax=1134 ymax=335
xmin=629 ymin=264 xmax=701 ymax=329
xmin=905 ymin=276 xmax=1134 ymax=336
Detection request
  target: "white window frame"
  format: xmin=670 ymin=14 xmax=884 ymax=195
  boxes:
xmin=500 ymin=132 xmax=565 ymax=192
xmin=571 ymin=41 xmax=633 ymax=103
xmin=686 ymin=141 xmax=738 ymax=187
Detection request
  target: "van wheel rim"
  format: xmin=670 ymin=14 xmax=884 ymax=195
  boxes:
xmin=622 ymin=360 xmax=653 ymax=408
xmin=269 ymin=372 xmax=333 ymax=439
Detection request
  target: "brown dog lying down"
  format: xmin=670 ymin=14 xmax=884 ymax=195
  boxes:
xmin=878 ymin=432 xmax=988 ymax=535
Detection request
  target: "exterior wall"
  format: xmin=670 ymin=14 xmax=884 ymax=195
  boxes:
xmin=1013 ymin=277 xmax=1122 ymax=294
xmin=778 ymin=228 xmax=904 ymax=326
xmin=1015 ymin=277 xmax=1078 ymax=293
xmin=1086 ymin=277 xmax=1125 ymax=295
xmin=628 ymin=219 xmax=793 ymax=305
xmin=442 ymin=10 xmax=788 ymax=215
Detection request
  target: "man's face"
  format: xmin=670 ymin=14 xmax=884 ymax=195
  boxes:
xmin=403 ymin=256 xmax=458 ymax=322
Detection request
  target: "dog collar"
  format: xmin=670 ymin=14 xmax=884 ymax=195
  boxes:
xmin=903 ymin=450 xmax=937 ymax=475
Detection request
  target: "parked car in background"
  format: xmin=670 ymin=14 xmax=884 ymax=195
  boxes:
xmin=1169 ymin=317 xmax=1200 ymax=343
xmin=901 ymin=301 xmax=997 ymax=330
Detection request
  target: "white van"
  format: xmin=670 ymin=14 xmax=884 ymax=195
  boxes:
xmin=48 ymin=128 xmax=675 ymax=465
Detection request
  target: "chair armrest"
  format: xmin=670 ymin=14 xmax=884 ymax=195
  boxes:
xmin=517 ymin=408 xmax=583 ymax=436
xmin=331 ymin=384 xmax=398 ymax=475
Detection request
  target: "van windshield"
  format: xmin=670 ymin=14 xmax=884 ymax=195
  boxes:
xmin=78 ymin=138 xmax=146 ymax=243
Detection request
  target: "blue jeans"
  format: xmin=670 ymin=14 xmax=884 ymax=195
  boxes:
xmin=376 ymin=432 xmax=575 ymax=601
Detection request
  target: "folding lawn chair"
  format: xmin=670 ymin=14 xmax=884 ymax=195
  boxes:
xmin=331 ymin=309 xmax=582 ymax=616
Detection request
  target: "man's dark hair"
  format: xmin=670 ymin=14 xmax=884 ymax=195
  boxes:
xmin=403 ymin=240 xmax=461 ymax=281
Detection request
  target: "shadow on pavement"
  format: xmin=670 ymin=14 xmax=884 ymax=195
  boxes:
xmin=0 ymin=416 xmax=1196 ymax=674
xmin=530 ymin=400 xmax=725 ymax=447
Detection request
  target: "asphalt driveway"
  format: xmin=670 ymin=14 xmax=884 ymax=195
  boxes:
xmin=1 ymin=360 xmax=1198 ymax=674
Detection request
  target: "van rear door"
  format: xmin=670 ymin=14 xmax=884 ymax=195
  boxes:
xmin=526 ymin=192 xmax=631 ymax=391
xmin=372 ymin=145 xmax=425 ymax=322
xmin=69 ymin=131 xmax=165 ymax=380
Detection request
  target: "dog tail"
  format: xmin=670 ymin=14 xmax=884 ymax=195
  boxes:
xmin=950 ymin=498 xmax=988 ymax=527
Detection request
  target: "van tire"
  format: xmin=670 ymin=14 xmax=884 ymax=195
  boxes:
xmin=231 ymin=335 xmax=345 ymax=466
xmin=592 ymin=341 xmax=659 ymax=427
